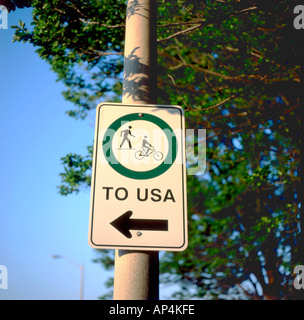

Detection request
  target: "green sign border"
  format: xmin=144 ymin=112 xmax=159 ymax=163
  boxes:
xmin=102 ymin=113 xmax=177 ymax=179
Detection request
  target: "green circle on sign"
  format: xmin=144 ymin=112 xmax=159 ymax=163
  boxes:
xmin=102 ymin=113 xmax=177 ymax=179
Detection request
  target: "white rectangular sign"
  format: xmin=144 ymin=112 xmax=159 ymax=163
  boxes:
xmin=88 ymin=103 xmax=187 ymax=251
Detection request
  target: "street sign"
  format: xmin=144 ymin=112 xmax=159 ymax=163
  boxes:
xmin=88 ymin=103 xmax=187 ymax=251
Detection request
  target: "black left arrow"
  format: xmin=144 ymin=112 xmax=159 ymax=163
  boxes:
xmin=110 ymin=210 xmax=168 ymax=239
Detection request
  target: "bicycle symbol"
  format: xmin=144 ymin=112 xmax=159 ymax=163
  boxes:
xmin=135 ymin=147 xmax=163 ymax=161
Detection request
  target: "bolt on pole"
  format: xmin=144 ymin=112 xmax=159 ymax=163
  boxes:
xmin=113 ymin=0 xmax=159 ymax=300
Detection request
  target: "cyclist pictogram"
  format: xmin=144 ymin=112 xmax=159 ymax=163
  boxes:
xmin=135 ymin=136 xmax=163 ymax=161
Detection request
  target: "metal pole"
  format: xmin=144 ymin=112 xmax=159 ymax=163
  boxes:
xmin=113 ymin=0 xmax=159 ymax=300
xmin=122 ymin=0 xmax=157 ymax=105
xmin=52 ymin=255 xmax=85 ymax=300
xmin=80 ymin=264 xmax=84 ymax=300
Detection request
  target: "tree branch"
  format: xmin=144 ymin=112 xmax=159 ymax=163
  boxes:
xmin=159 ymin=51 xmax=235 ymax=80
xmin=201 ymin=95 xmax=236 ymax=112
xmin=79 ymin=18 xmax=124 ymax=28
xmin=86 ymin=47 xmax=123 ymax=57
xmin=157 ymin=6 xmax=258 ymax=43
xmin=58 ymin=0 xmax=124 ymax=28
xmin=158 ymin=20 xmax=204 ymax=28
xmin=168 ymin=74 xmax=192 ymax=111
xmin=158 ymin=23 xmax=202 ymax=43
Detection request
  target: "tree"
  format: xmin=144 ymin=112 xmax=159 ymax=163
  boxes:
xmin=12 ymin=0 xmax=302 ymax=299
xmin=0 ymin=0 xmax=31 ymax=12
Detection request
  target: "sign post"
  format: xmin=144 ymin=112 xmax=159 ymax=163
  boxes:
xmin=89 ymin=0 xmax=187 ymax=300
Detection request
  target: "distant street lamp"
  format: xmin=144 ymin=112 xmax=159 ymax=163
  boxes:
xmin=52 ymin=255 xmax=84 ymax=300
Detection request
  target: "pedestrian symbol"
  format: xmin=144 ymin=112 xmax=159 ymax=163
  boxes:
xmin=120 ymin=126 xmax=135 ymax=149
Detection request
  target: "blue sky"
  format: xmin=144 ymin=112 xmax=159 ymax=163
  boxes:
xmin=0 ymin=8 xmax=112 ymax=300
